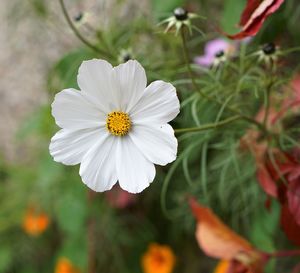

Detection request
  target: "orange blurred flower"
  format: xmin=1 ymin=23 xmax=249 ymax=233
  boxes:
xmin=142 ymin=243 xmax=176 ymax=273
xmin=214 ymin=260 xmax=230 ymax=273
xmin=55 ymin=258 xmax=80 ymax=273
xmin=22 ymin=207 xmax=50 ymax=236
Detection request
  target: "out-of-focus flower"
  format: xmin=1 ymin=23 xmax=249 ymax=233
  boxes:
xmin=194 ymin=38 xmax=252 ymax=68
xmin=255 ymin=42 xmax=280 ymax=67
xmin=74 ymin=12 xmax=83 ymax=22
xmin=105 ymin=184 xmax=137 ymax=209
xmin=22 ymin=207 xmax=50 ymax=236
xmin=49 ymin=59 xmax=179 ymax=194
xmin=190 ymin=198 xmax=267 ymax=273
xmin=213 ymin=260 xmax=230 ymax=273
xmin=159 ymin=7 xmax=200 ymax=35
xmin=225 ymin=0 xmax=285 ymax=40
xmin=73 ymin=12 xmax=91 ymax=27
xmin=142 ymin=243 xmax=176 ymax=273
xmin=55 ymin=258 xmax=80 ymax=273
xmin=118 ymin=49 xmax=134 ymax=63
xmin=194 ymin=39 xmax=234 ymax=68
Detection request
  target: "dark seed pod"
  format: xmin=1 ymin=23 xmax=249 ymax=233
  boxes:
xmin=173 ymin=7 xmax=188 ymax=21
xmin=123 ymin=53 xmax=132 ymax=62
xmin=215 ymin=50 xmax=225 ymax=58
xmin=74 ymin=12 xmax=83 ymax=22
xmin=262 ymin=42 xmax=276 ymax=55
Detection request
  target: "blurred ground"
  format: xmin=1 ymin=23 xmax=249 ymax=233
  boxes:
xmin=0 ymin=0 xmax=148 ymax=161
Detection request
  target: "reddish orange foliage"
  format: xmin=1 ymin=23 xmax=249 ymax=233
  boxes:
xmin=190 ymin=198 xmax=253 ymax=260
xmin=225 ymin=0 xmax=285 ymax=39
xmin=142 ymin=243 xmax=176 ymax=273
xmin=240 ymin=75 xmax=300 ymax=246
xmin=190 ymin=198 xmax=266 ymax=273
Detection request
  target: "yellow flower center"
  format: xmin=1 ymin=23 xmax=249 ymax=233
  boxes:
xmin=106 ymin=111 xmax=131 ymax=136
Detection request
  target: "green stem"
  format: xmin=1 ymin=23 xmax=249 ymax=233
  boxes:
xmin=58 ymin=0 xmax=112 ymax=57
xmin=96 ymin=30 xmax=115 ymax=57
xmin=175 ymin=115 xmax=241 ymax=134
xmin=179 ymin=27 xmax=268 ymax=134
xmin=263 ymin=86 xmax=271 ymax=128
xmin=281 ymin=46 xmax=300 ymax=56
xmin=263 ymin=71 xmax=275 ymax=129
xmin=180 ymin=27 xmax=200 ymax=93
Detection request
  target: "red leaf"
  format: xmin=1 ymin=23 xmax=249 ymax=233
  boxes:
xmin=228 ymin=260 xmax=248 ymax=273
xmin=239 ymin=0 xmax=261 ymax=26
xmin=225 ymin=0 xmax=285 ymax=40
xmin=256 ymin=152 xmax=297 ymax=198
xmin=189 ymin=198 xmax=253 ymax=260
xmin=257 ymin=164 xmax=278 ymax=197
xmin=272 ymin=162 xmax=297 ymax=182
xmin=280 ymin=203 xmax=300 ymax=246
xmin=228 ymin=257 xmax=264 ymax=273
xmin=287 ymin=179 xmax=300 ymax=226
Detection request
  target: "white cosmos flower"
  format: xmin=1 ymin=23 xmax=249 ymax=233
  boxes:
xmin=49 ymin=59 xmax=180 ymax=193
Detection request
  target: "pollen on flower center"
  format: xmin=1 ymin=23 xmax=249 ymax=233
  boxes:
xmin=106 ymin=111 xmax=131 ymax=136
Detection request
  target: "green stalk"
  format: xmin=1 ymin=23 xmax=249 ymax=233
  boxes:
xmin=263 ymin=70 xmax=275 ymax=129
xmin=175 ymin=115 xmax=241 ymax=134
xmin=58 ymin=0 xmax=113 ymax=58
xmin=179 ymin=27 xmax=268 ymax=134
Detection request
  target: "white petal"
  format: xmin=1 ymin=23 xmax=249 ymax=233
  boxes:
xmin=116 ymin=137 xmax=155 ymax=193
xmin=52 ymin=88 xmax=105 ymax=130
xmin=130 ymin=80 xmax=180 ymax=124
xmin=79 ymin=134 xmax=118 ymax=192
xmin=129 ymin=124 xmax=177 ymax=166
xmin=113 ymin=60 xmax=147 ymax=112
xmin=49 ymin=128 xmax=104 ymax=165
xmin=77 ymin=59 xmax=117 ymax=112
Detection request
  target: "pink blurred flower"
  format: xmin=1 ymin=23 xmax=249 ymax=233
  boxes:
xmin=194 ymin=39 xmax=231 ymax=67
xmin=194 ymin=38 xmax=253 ymax=68
xmin=105 ymin=185 xmax=137 ymax=209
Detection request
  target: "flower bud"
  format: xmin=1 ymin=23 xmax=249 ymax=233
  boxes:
xmin=262 ymin=42 xmax=276 ymax=55
xmin=74 ymin=12 xmax=83 ymax=22
xmin=173 ymin=7 xmax=188 ymax=21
